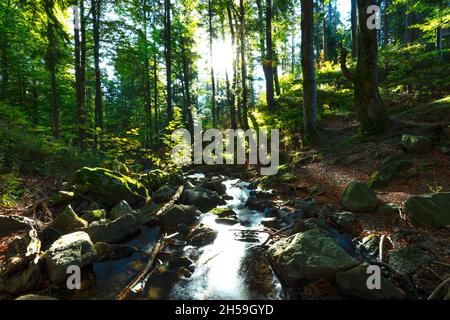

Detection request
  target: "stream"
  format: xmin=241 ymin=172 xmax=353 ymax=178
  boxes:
xmin=92 ymin=174 xmax=283 ymax=300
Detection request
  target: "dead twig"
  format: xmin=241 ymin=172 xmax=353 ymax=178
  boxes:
xmin=154 ymin=185 xmax=184 ymax=218
xmin=427 ymin=277 xmax=450 ymax=300
xmin=115 ymin=234 xmax=167 ymax=300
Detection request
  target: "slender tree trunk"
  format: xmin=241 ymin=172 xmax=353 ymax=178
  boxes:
xmin=74 ymin=4 xmax=85 ymax=151
xmin=263 ymin=0 xmax=275 ymax=111
xmin=208 ymin=0 xmax=217 ymax=127
xmin=404 ymin=12 xmax=411 ymax=44
xmin=351 ymin=0 xmax=358 ymax=56
xmin=46 ymin=10 xmax=59 ymax=138
xmin=239 ymin=0 xmax=249 ymax=129
xmin=322 ymin=0 xmax=328 ymax=60
xmin=341 ymin=0 xmax=387 ymax=134
xmin=181 ymin=37 xmax=193 ymax=134
xmin=164 ymin=0 xmax=173 ymax=122
xmin=301 ymin=0 xmax=317 ymax=140
xmin=227 ymin=2 xmax=237 ymax=129
xmin=80 ymin=0 xmax=87 ymax=145
xmin=153 ymin=56 xmax=159 ymax=136
xmin=142 ymin=0 xmax=152 ymax=146
xmin=274 ymin=57 xmax=281 ymax=96
xmin=92 ymin=0 xmax=103 ymax=144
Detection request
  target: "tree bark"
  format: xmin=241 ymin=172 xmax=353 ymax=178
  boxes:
xmin=74 ymin=4 xmax=85 ymax=151
xmin=341 ymin=0 xmax=387 ymax=134
xmin=226 ymin=2 xmax=237 ymax=129
xmin=436 ymin=26 xmax=443 ymax=61
xmin=142 ymin=0 xmax=152 ymax=146
xmin=164 ymin=0 xmax=173 ymax=122
xmin=0 ymin=0 xmax=10 ymax=102
xmin=181 ymin=37 xmax=194 ymax=134
xmin=208 ymin=0 xmax=217 ymax=127
xmin=383 ymin=0 xmax=389 ymax=46
xmin=260 ymin=0 xmax=275 ymax=111
xmin=301 ymin=0 xmax=317 ymax=140
xmin=239 ymin=0 xmax=249 ymax=129
xmin=351 ymin=0 xmax=358 ymax=56
xmin=92 ymin=0 xmax=103 ymax=142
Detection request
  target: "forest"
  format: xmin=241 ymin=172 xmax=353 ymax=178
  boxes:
xmin=0 ymin=0 xmax=450 ymax=302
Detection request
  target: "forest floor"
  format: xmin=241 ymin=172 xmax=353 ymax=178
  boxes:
xmin=245 ymin=113 xmax=450 ymax=297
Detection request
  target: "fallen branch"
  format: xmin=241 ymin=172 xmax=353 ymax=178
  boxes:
xmin=427 ymin=277 xmax=450 ymax=300
xmin=261 ymin=224 xmax=296 ymax=247
xmin=115 ymin=234 xmax=166 ymax=300
xmin=155 ymin=185 xmax=184 ymax=218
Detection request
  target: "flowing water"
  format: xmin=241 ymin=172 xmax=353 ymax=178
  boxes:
xmin=92 ymin=175 xmax=283 ymax=300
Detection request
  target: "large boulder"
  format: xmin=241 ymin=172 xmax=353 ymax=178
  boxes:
xmin=186 ymin=224 xmax=218 ymax=246
xmin=84 ymin=214 xmax=141 ymax=243
xmin=44 ymin=231 xmax=97 ymax=284
xmin=201 ymin=179 xmax=227 ymax=195
xmin=268 ymin=228 xmax=358 ymax=286
xmin=401 ymin=134 xmax=431 ymax=154
xmin=336 ymin=263 xmax=406 ymax=300
xmin=159 ymin=205 xmax=200 ymax=227
xmin=52 ymin=205 xmax=88 ymax=235
xmin=181 ymin=187 xmax=226 ymax=212
xmin=138 ymin=169 xmax=170 ymax=191
xmin=403 ymin=192 xmax=450 ymax=228
xmin=153 ymin=185 xmax=176 ymax=204
xmin=342 ymin=182 xmax=378 ymax=213
xmin=329 ymin=211 xmax=356 ymax=229
xmin=0 ymin=261 xmax=42 ymax=294
xmin=74 ymin=167 xmax=149 ymax=207
xmin=245 ymin=195 xmax=271 ymax=212
xmin=109 ymin=200 xmax=133 ymax=220
xmin=388 ymin=246 xmax=432 ymax=274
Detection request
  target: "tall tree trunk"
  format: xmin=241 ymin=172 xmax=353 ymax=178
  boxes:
xmin=341 ymin=0 xmax=387 ymax=134
xmin=80 ymin=0 xmax=87 ymax=145
xmin=153 ymin=56 xmax=159 ymax=136
xmin=143 ymin=0 xmax=152 ymax=146
xmin=351 ymin=0 xmax=358 ymax=56
xmin=74 ymin=4 xmax=85 ymax=151
xmin=322 ymin=0 xmax=328 ymax=60
xmin=239 ymin=0 xmax=249 ymax=129
xmin=181 ymin=37 xmax=193 ymax=134
xmin=274 ymin=55 xmax=281 ymax=96
xmin=226 ymin=2 xmax=237 ymax=129
xmin=45 ymin=1 xmax=59 ymax=139
xmin=263 ymin=0 xmax=275 ymax=111
xmin=301 ymin=0 xmax=317 ymax=139
xmin=92 ymin=0 xmax=103 ymax=142
xmin=208 ymin=0 xmax=217 ymax=127
xmin=164 ymin=0 xmax=173 ymax=121
xmin=404 ymin=12 xmax=411 ymax=44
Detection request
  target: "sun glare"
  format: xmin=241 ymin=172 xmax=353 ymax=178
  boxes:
xmin=211 ymin=39 xmax=234 ymax=77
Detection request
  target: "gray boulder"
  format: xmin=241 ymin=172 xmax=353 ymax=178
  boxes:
xmin=44 ymin=231 xmax=97 ymax=284
xmin=268 ymin=228 xmax=358 ymax=286
xmin=342 ymin=182 xmax=378 ymax=213
xmin=51 ymin=205 xmax=88 ymax=235
xmin=153 ymin=185 xmax=176 ymax=204
xmin=0 ymin=261 xmax=42 ymax=294
xmin=330 ymin=211 xmax=356 ymax=229
xmin=109 ymin=200 xmax=133 ymax=220
xmin=388 ymin=246 xmax=432 ymax=274
xmin=159 ymin=205 xmax=200 ymax=227
xmin=336 ymin=263 xmax=406 ymax=300
xmin=181 ymin=187 xmax=226 ymax=212
xmin=403 ymin=192 xmax=450 ymax=228
xmin=84 ymin=214 xmax=141 ymax=243
xmin=187 ymin=224 xmax=218 ymax=246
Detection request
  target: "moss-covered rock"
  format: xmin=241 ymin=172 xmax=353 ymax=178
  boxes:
xmin=209 ymin=207 xmax=236 ymax=217
xmin=268 ymin=229 xmax=358 ymax=285
xmin=109 ymin=200 xmax=133 ymax=220
xmin=369 ymin=157 xmax=415 ymax=189
xmin=44 ymin=231 xmax=97 ymax=284
xmin=138 ymin=169 xmax=170 ymax=192
xmin=81 ymin=209 xmax=107 ymax=223
xmin=52 ymin=205 xmax=88 ymax=235
xmin=84 ymin=214 xmax=141 ymax=243
xmin=342 ymin=182 xmax=378 ymax=213
xmin=401 ymin=134 xmax=432 ymax=154
xmin=403 ymin=192 xmax=450 ymax=228
xmin=74 ymin=167 xmax=149 ymax=207
xmin=388 ymin=246 xmax=432 ymax=274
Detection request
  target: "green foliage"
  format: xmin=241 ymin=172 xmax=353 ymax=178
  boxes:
xmin=0 ymin=174 xmax=24 ymax=208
